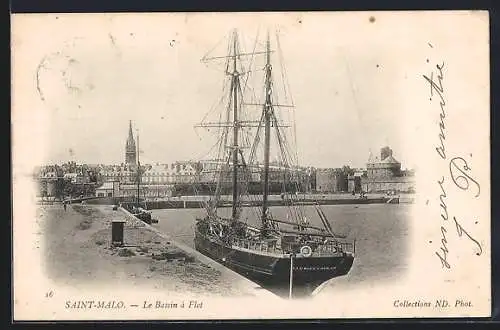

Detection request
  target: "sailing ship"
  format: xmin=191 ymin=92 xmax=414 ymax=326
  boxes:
xmin=193 ymin=29 xmax=355 ymax=294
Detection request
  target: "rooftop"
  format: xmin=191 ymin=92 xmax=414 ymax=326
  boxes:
xmin=381 ymin=155 xmax=401 ymax=164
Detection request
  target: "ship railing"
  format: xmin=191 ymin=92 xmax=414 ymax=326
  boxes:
xmin=313 ymin=241 xmax=355 ymax=256
xmin=231 ymin=237 xmax=280 ymax=254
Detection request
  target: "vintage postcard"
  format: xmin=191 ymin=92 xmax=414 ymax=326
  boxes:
xmin=11 ymin=11 xmax=490 ymax=320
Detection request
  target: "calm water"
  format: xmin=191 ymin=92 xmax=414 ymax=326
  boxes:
xmin=152 ymin=204 xmax=411 ymax=295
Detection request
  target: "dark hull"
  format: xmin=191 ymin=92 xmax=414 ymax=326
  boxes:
xmin=194 ymin=230 xmax=354 ymax=297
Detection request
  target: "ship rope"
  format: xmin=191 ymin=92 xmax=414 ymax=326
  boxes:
xmin=276 ymin=30 xmax=298 ymax=166
xmin=246 ymin=66 xmax=272 ymax=225
xmin=271 ymin=109 xmax=305 ymax=226
xmin=236 ymin=29 xmax=276 ymax=227
xmin=192 ymin=66 xmax=232 ymax=213
xmin=195 ymin=29 xmax=342 ymax=239
xmin=278 ymin=32 xmax=340 ymax=233
xmin=274 ymin=29 xmax=314 ymax=228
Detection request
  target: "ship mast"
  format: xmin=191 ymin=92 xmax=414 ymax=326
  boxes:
xmin=197 ymin=29 xmax=274 ymax=223
xmin=261 ymin=32 xmax=272 ymax=233
xmin=231 ymin=30 xmax=240 ymax=220
xmin=136 ymin=130 xmax=140 ymax=207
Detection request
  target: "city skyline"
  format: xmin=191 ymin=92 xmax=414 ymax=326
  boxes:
xmin=34 ymin=141 xmax=412 ymax=171
xmin=34 ymin=120 xmax=413 ymax=171
xmin=14 ymin=12 xmax=439 ymax=171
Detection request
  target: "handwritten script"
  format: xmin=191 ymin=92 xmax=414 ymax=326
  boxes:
xmin=423 ymin=58 xmax=483 ymax=269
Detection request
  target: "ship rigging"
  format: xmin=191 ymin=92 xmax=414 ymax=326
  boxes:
xmin=193 ymin=28 xmax=355 ymax=296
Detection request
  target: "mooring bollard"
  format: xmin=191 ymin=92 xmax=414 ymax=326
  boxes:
xmin=111 ymin=219 xmax=126 ymax=247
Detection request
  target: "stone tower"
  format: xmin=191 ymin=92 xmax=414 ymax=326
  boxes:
xmin=125 ymin=121 xmax=137 ymax=165
xmin=380 ymin=146 xmax=393 ymax=161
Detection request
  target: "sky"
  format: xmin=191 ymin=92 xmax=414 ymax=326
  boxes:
xmin=12 ymin=12 xmax=489 ymax=170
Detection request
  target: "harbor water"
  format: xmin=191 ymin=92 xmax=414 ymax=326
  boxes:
xmin=152 ymin=203 xmax=411 ymax=296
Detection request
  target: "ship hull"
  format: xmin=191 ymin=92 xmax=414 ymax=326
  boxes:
xmin=194 ymin=229 xmax=354 ymax=295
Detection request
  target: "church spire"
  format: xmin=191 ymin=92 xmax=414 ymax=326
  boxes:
xmin=128 ymin=120 xmax=133 ymax=140
xmin=125 ymin=120 xmax=137 ymax=165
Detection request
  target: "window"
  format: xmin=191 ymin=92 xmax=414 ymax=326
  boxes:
xmin=107 ymin=192 xmax=112 ymax=197
xmin=98 ymin=193 xmax=104 ymax=197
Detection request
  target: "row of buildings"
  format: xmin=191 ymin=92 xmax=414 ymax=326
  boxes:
xmin=304 ymin=146 xmax=415 ymax=194
xmin=93 ymin=146 xmax=415 ymax=198
xmin=35 ymin=122 xmax=416 ymax=199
